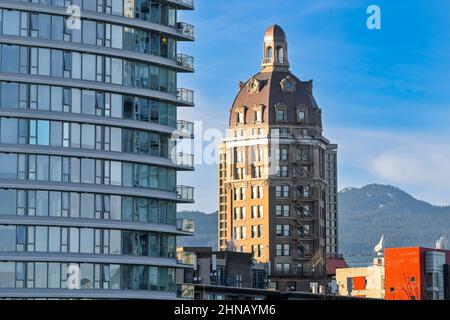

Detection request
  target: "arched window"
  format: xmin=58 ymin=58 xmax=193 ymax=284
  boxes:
xmin=277 ymin=47 xmax=284 ymax=63
xmin=267 ymin=46 xmax=273 ymax=62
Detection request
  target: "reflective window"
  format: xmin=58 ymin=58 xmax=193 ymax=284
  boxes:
xmin=0 ymin=189 xmax=16 ymax=215
xmin=80 ymin=229 xmax=94 ymax=254
xmin=0 ymin=262 xmax=15 ymax=288
xmin=2 ymin=10 xmax=20 ymax=36
xmin=0 ymin=225 xmax=16 ymax=251
xmin=0 ymin=154 xmax=17 ymax=179
xmin=1 ymin=118 xmax=18 ymax=143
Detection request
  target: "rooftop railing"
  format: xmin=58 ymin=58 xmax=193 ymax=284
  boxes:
xmin=177 ymin=120 xmax=194 ymax=137
xmin=177 ymin=22 xmax=195 ymax=38
xmin=177 ymin=88 xmax=194 ymax=105
xmin=177 ymin=185 xmax=194 ymax=202
xmin=176 ymin=218 xmax=195 ymax=233
xmin=177 ymin=53 xmax=195 ymax=70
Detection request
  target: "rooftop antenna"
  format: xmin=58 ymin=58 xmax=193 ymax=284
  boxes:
xmin=374 ymin=234 xmax=385 ymax=257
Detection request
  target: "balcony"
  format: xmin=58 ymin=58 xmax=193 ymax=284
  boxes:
xmin=177 ymin=284 xmax=195 ymax=299
xmin=177 ymin=185 xmax=195 ymax=202
xmin=171 ymin=152 xmax=194 ymax=169
xmin=177 ymin=88 xmax=195 ymax=106
xmin=177 ymin=218 xmax=195 ymax=233
xmin=177 ymin=22 xmax=195 ymax=38
xmin=262 ymin=57 xmax=274 ymax=65
xmin=177 ymin=251 xmax=195 ymax=265
xmin=177 ymin=54 xmax=195 ymax=71
xmin=177 ymin=120 xmax=194 ymax=138
xmin=175 ymin=0 xmax=195 ymax=8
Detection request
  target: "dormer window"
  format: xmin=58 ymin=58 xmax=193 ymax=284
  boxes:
xmin=255 ymin=110 xmax=262 ymax=122
xmin=298 ymin=111 xmax=306 ymax=122
xmin=276 ymin=110 xmax=285 ymax=122
xmin=235 ymin=106 xmax=247 ymax=125
xmin=237 ymin=112 xmax=245 ymax=124
xmin=253 ymin=104 xmax=264 ymax=123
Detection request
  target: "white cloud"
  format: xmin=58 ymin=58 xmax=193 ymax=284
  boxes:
xmin=328 ymin=126 xmax=450 ymax=205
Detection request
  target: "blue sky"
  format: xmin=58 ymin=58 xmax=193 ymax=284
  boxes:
xmin=177 ymin=0 xmax=450 ymax=213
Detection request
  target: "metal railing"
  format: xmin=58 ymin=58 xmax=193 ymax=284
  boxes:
xmin=262 ymin=57 xmax=274 ymax=64
xmin=176 ymin=218 xmax=195 ymax=233
xmin=176 ymin=185 xmax=195 ymax=202
xmin=177 ymin=53 xmax=195 ymax=70
xmin=177 ymin=120 xmax=194 ymax=137
xmin=177 ymin=22 xmax=195 ymax=38
xmin=171 ymin=152 xmax=194 ymax=168
xmin=177 ymin=88 xmax=194 ymax=105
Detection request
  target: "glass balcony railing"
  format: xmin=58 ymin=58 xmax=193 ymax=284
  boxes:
xmin=177 ymin=54 xmax=195 ymax=70
xmin=176 ymin=218 xmax=195 ymax=233
xmin=171 ymin=152 xmax=194 ymax=168
xmin=175 ymin=0 xmax=195 ymax=8
xmin=177 ymin=251 xmax=195 ymax=265
xmin=177 ymin=88 xmax=195 ymax=105
xmin=177 ymin=22 xmax=195 ymax=38
xmin=177 ymin=284 xmax=195 ymax=299
xmin=177 ymin=120 xmax=194 ymax=137
xmin=176 ymin=185 xmax=194 ymax=202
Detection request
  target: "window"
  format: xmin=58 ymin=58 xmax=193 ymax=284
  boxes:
xmin=49 ymin=227 xmax=61 ymax=252
xmin=276 ymin=165 xmax=288 ymax=177
xmin=82 ymin=54 xmax=96 ymax=80
xmin=276 ymin=185 xmax=289 ymax=198
xmin=80 ymin=228 xmax=94 ymax=253
xmin=277 ymin=148 xmax=289 ymax=161
xmin=1 ymin=45 xmax=20 ymax=72
xmin=36 ymin=226 xmax=48 ymax=251
xmin=0 ymin=189 xmax=17 ymax=215
xmin=276 ymin=109 xmax=285 ymax=122
xmin=237 ymin=112 xmax=245 ymax=124
xmin=0 ymin=226 xmax=16 ymax=251
xmin=50 ymin=157 xmax=62 ymax=182
xmin=2 ymin=11 xmax=20 ymax=36
xmin=1 ymin=118 xmax=18 ymax=144
xmin=267 ymin=47 xmax=273 ymax=61
xmin=298 ymin=110 xmax=306 ymax=122
xmin=277 ymin=47 xmax=284 ymax=64
xmin=255 ymin=110 xmax=262 ymax=122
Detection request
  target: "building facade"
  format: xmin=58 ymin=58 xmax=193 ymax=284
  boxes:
xmin=325 ymin=144 xmax=338 ymax=254
xmin=336 ymin=257 xmax=385 ymax=299
xmin=176 ymin=247 xmax=269 ymax=300
xmin=0 ymin=0 xmax=195 ymax=299
xmin=385 ymin=247 xmax=450 ymax=300
xmin=218 ymin=25 xmax=337 ymax=292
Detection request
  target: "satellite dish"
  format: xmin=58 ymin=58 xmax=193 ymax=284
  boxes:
xmin=226 ymin=276 xmax=236 ymax=286
xmin=374 ymin=234 xmax=384 ymax=256
xmin=436 ymin=236 xmax=448 ymax=250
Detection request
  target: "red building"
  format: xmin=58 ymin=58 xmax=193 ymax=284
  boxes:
xmin=385 ymin=247 xmax=450 ymax=300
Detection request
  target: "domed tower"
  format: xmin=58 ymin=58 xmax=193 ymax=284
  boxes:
xmin=218 ymin=26 xmax=338 ymax=292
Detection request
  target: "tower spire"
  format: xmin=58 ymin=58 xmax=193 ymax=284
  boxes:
xmin=261 ymin=25 xmax=290 ymax=72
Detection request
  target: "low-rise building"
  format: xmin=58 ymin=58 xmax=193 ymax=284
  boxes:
xmin=385 ymin=247 xmax=450 ymax=300
xmin=336 ymin=257 xmax=385 ymax=299
xmin=176 ymin=247 xmax=270 ymax=300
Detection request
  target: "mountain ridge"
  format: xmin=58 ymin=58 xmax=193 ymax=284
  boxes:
xmin=177 ymin=184 xmax=450 ymax=259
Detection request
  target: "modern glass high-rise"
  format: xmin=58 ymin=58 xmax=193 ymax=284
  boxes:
xmin=0 ymin=0 xmax=195 ymax=299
